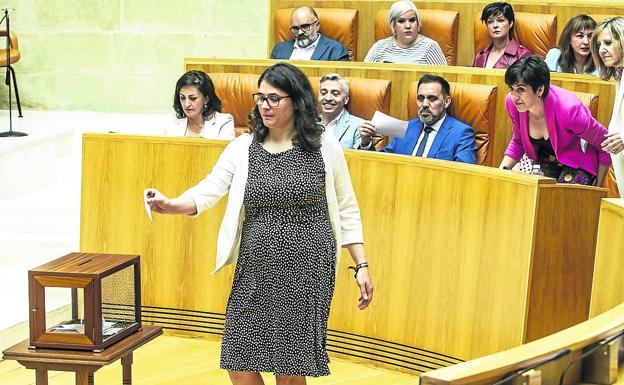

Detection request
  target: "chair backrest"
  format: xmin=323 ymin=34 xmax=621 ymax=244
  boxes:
xmin=274 ymin=8 xmax=358 ymax=61
xmin=474 ymin=12 xmax=557 ymax=58
xmin=309 ymin=76 xmax=391 ymax=121
xmin=374 ymin=9 xmax=459 ymax=65
xmin=572 ymin=90 xmax=619 ymax=197
xmin=0 ymin=31 xmax=20 ymax=66
xmin=408 ymin=81 xmax=497 ymax=166
xmin=209 ymin=72 xmax=259 ymax=136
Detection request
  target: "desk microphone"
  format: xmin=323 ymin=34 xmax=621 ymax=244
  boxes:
xmin=558 ymin=329 xmax=624 ymax=385
xmin=491 ymin=348 xmax=571 ymax=385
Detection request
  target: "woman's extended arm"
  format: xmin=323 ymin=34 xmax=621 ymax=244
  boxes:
xmin=145 ymin=189 xmax=197 ymax=215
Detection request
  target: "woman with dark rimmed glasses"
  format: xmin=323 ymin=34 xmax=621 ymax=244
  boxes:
xmin=145 ymin=63 xmax=373 ymax=385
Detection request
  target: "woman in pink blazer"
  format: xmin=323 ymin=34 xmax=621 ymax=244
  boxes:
xmin=499 ymin=56 xmax=611 ymax=186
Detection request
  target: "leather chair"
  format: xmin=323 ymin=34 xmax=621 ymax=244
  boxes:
xmin=0 ymin=31 xmax=22 ymax=116
xmin=274 ymin=8 xmax=358 ymax=61
xmin=572 ymin=91 xmax=619 ymax=198
xmin=310 ymin=76 xmax=391 ymax=149
xmin=474 ymin=12 xmax=557 ymax=59
xmin=407 ymin=82 xmax=497 ymax=166
xmin=209 ymin=72 xmax=259 ymax=137
xmin=374 ymin=9 xmax=459 ymax=65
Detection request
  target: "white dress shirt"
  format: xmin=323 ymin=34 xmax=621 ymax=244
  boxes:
xmin=324 ymin=108 xmax=346 ymax=132
xmin=289 ymin=34 xmax=321 ymax=60
xmin=411 ymin=114 xmax=447 ymax=157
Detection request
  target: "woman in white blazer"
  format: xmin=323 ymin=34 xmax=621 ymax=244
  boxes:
xmin=146 ymin=63 xmax=373 ymax=384
xmin=592 ymin=17 xmax=624 ymax=196
xmin=164 ymin=70 xmax=235 ymax=140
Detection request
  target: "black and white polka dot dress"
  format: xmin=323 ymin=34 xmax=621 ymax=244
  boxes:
xmin=220 ymin=139 xmax=336 ymax=377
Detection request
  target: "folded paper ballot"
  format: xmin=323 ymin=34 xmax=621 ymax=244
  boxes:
xmin=371 ymin=111 xmax=408 ymax=138
xmin=48 ymin=319 xmax=123 ymax=336
xmin=143 ymin=189 xmax=153 ymax=222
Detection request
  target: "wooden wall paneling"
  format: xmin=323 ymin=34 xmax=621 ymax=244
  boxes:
xmin=185 ymin=58 xmax=615 ymax=167
xmin=268 ymin=0 xmax=624 ymax=66
xmin=80 ymin=135 xmax=235 ymax=314
xmin=590 ymin=199 xmax=624 ymax=317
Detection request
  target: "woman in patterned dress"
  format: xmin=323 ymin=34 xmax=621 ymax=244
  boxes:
xmin=145 ymin=62 xmax=373 ymax=385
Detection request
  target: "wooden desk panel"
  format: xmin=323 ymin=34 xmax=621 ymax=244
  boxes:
xmin=184 ymin=58 xmax=616 ymax=167
xmin=268 ymin=0 xmax=624 ymax=66
xmin=80 ymin=134 xmax=606 ymax=369
xmin=590 ymin=199 xmax=624 ymax=317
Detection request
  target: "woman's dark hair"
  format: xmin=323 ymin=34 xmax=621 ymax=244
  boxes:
xmin=557 ymin=15 xmax=596 ymax=74
xmin=505 ymin=56 xmax=551 ymax=97
xmin=173 ymin=70 xmax=223 ymax=119
xmin=248 ymin=62 xmax=324 ymax=152
xmin=481 ymin=2 xmax=516 ymax=39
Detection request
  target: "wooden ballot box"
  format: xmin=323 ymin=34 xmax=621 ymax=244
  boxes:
xmin=28 ymin=252 xmax=141 ymax=352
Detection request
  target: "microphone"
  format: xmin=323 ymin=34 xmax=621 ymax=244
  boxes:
xmin=558 ymin=330 xmax=624 ymax=385
xmin=492 ymin=348 xmax=571 ymax=385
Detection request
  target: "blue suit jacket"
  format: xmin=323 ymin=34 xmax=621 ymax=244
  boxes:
xmin=380 ymin=115 xmax=477 ymax=164
xmin=270 ymin=34 xmax=349 ymax=61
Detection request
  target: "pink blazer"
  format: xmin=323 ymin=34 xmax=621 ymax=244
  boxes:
xmin=473 ymin=39 xmax=532 ymax=69
xmin=504 ymin=85 xmax=611 ymax=175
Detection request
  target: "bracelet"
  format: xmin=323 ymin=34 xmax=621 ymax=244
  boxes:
xmin=347 ymin=262 xmax=369 ymax=278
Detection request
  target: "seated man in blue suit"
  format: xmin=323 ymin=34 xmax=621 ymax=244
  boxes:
xmin=270 ymin=6 xmax=350 ymax=61
xmin=358 ymin=74 xmax=477 ymax=164
xmin=318 ymin=73 xmax=365 ymax=149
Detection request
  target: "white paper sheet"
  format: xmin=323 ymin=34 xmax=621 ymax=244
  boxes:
xmin=143 ymin=189 xmax=153 ymax=222
xmin=371 ymin=111 xmax=408 ymax=138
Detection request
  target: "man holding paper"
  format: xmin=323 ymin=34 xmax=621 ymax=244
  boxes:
xmin=358 ymin=74 xmax=477 ymax=164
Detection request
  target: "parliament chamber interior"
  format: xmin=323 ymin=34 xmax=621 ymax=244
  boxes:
xmin=1 ymin=0 xmax=624 ymax=384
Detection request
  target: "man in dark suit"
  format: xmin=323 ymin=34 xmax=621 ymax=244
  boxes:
xmin=358 ymin=74 xmax=477 ymax=164
xmin=270 ymin=6 xmax=349 ymax=61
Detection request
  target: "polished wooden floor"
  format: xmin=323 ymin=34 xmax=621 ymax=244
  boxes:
xmin=0 ymin=334 xmax=420 ymax=384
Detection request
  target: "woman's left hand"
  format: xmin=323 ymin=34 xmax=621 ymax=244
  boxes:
xmin=355 ymin=268 xmax=374 ymax=310
xmin=601 ymin=132 xmax=624 ymax=154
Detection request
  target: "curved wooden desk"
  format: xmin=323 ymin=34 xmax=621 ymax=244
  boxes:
xmin=184 ymin=58 xmax=616 ymax=169
xmin=80 ymin=134 xmax=606 ymax=373
xmin=419 ymin=303 xmax=624 ymax=385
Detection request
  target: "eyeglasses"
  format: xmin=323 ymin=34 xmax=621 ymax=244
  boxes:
xmin=289 ymin=20 xmax=319 ymax=34
xmin=253 ymin=93 xmax=290 ymax=108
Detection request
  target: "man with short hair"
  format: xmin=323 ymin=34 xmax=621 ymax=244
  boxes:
xmin=271 ymin=6 xmax=350 ymax=61
xmin=359 ymin=74 xmax=477 ymax=164
xmin=319 ymin=73 xmax=364 ymax=149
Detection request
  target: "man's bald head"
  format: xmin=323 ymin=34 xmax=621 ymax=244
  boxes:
xmin=289 ymin=6 xmax=320 ymax=48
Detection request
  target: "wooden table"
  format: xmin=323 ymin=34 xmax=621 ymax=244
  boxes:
xmin=2 ymin=325 xmax=162 ymax=385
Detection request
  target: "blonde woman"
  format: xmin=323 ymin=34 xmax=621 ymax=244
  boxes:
xmin=364 ymin=0 xmax=446 ymax=65
xmin=592 ymin=17 xmax=624 ymax=196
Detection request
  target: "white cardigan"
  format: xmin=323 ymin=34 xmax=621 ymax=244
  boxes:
xmin=181 ymin=132 xmax=364 ymax=274
xmin=163 ymin=112 xmax=236 ymax=140
xmin=609 ymin=78 xmax=624 ymax=197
